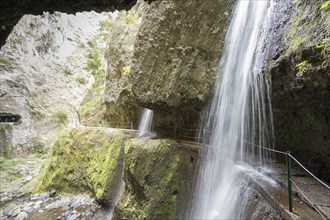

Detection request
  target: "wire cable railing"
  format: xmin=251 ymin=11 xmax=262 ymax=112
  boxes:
xmin=84 ymin=123 xmax=330 ymax=218
xmin=154 ymin=125 xmax=330 ymax=219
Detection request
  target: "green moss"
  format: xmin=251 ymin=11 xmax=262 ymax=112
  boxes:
xmin=288 ymin=34 xmax=310 ymax=52
xmin=125 ymin=12 xmax=138 ymax=25
xmin=78 ymin=98 xmax=104 ymax=125
xmin=122 ymin=66 xmax=131 ymax=75
xmin=316 ymin=38 xmax=329 ymax=49
xmin=113 ymin=139 xmax=182 ymax=220
xmin=0 ymin=57 xmax=11 ymax=65
xmin=296 ymin=60 xmax=311 ymax=77
xmin=321 ymin=0 xmax=330 ymax=10
xmin=296 ymin=60 xmax=310 ymax=68
xmin=0 ymin=156 xmax=43 ymax=191
xmin=0 ymin=124 xmax=12 ymax=131
xmin=35 ymin=129 xmax=126 ymax=203
xmin=0 ymin=145 xmax=12 ymax=158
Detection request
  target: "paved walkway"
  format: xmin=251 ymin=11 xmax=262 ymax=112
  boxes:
xmin=271 ymin=161 xmax=330 ymax=219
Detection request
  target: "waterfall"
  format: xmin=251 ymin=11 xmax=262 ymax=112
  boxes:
xmin=138 ymin=108 xmax=153 ymax=136
xmin=189 ymin=0 xmax=275 ymax=219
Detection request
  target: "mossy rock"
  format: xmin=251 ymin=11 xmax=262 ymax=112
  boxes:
xmin=269 ymin=0 xmax=330 ymax=181
xmin=113 ymin=138 xmax=189 ymax=220
xmin=35 ymin=128 xmax=127 ymax=204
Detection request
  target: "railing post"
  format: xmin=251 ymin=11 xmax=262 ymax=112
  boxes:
xmin=130 ymin=122 xmax=133 ymax=130
xmin=286 ymin=151 xmax=293 ymax=212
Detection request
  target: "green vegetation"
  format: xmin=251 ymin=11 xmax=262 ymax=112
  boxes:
xmin=0 ymin=156 xmax=43 ymax=192
xmin=316 ymin=38 xmax=329 ymax=49
xmin=0 ymin=123 xmax=12 ymax=131
xmin=64 ymin=66 xmax=73 ymax=75
xmin=29 ymin=144 xmax=47 ymax=155
xmin=0 ymin=157 xmax=32 ymax=171
xmin=291 ymin=34 xmax=309 ymax=50
xmin=296 ymin=60 xmax=310 ymax=68
xmin=86 ymin=39 xmax=106 ymax=82
xmin=79 ymin=34 xmax=107 ymax=126
xmin=98 ymin=15 xmax=113 ymax=41
xmin=296 ymin=60 xmax=311 ymax=77
xmin=0 ymin=57 xmax=11 ymax=65
xmin=321 ymin=0 xmax=330 ymax=10
xmin=114 ymin=139 xmax=182 ymax=219
xmin=51 ymin=111 xmax=69 ymax=128
xmin=76 ymin=76 xmax=88 ymax=85
xmin=79 ymin=99 xmax=102 ymax=122
xmin=35 ymin=129 xmax=126 ymax=203
xmin=122 ymin=66 xmax=131 ymax=75
xmin=125 ymin=12 xmax=138 ymax=25
xmin=99 ymin=18 xmax=113 ymax=31
xmin=0 ymin=145 xmax=12 ymax=158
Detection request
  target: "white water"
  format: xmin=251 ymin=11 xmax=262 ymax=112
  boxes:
xmin=190 ymin=0 xmax=275 ymax=219
xmin=138 ymin=108 xmax=153 ymax=136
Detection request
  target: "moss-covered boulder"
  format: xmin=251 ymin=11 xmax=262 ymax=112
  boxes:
xmin=36 ymin=128 xmax=127 ymax=204
xmin=113 ymin=138 xmax=193 ymax=220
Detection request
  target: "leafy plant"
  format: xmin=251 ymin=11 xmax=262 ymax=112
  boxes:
xmin=86 ymin=41 xmax=106 ymax=82
xmin=51 ymin=111 xmax=69 ymax=128
xmin=87 ymin=49 xmax=102 ymax=74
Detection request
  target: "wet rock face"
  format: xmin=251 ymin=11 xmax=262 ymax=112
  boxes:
xmin=113 ymin=138 xmax=195 ymax=220
xmin=104 ymin=1 xmax=148 ymax=125
xmin=130 ymin=0 xmax=235 ymax=129
xmin=0 ymin=0 xmax=145 ymax=47
xmin=268 ymin=0 xmax=330 ymax=181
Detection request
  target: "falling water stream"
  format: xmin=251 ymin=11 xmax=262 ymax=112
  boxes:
xmin=138 ymin=108 xmax=153 ymax=136
xmin=189 ymin=0 xmax=275 ymax=219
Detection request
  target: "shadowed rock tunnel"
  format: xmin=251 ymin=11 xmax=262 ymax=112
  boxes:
xmin=0 ymin=0 xmax=156 ymax=47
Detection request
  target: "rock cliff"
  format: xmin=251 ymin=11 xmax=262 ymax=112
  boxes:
xmin=269 ymin=0 xmax=330 ymax=180
xmin=0 ymin=12 xmax=107 ymax=154
xmin=0 ymin=0 xmax=143 ymax=47
xmin=130 ymin=0 xmax=235 ymax=130
xmin=104 ymin=1 xmax=148 ymax=126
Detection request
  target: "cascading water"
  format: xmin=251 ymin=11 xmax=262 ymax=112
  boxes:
xmin=138 ymin=108 xmax=153 ymax=136
xmin=189 ymin=0 xmax=275 ymax=219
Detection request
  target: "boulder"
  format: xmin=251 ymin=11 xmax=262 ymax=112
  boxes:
xmin=35 ymin=128 xmax=127 ymax=204
xmin=113 ymin=138 xmax=195 ymax=220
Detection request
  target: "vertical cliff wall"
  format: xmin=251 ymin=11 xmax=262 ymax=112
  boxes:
xmin=269 ymin=0 xmax=330 ymax=180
